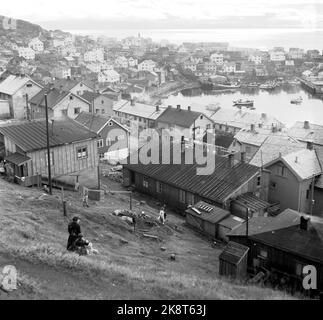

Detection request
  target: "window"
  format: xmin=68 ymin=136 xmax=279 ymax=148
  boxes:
xmin=206 ymin=124 xmax=211 ymax=130
xmin=99 ymin=153 xmax=104 ymax=159
xmin=95 ymin=109 xmax=100 ymax=114
xmin=69 ymin=95 xmax=74 ymax=100
xmin=245 ymin=146 xmax=251 ymax=154
xmin=270 ymin=181 xmax=276 ymax=189
xmin=156 ymin=181 xmax=162 ymax=193
xmin=77 ymin=147 xmax=88 ymax=159
xmin=26 ymin=83 xmax=32 ymax=88
xmin=257 ymin=176 xmax=261 ymax=186
xmin=108 ymin=122 xmax=113 ymax=126
xmin=101 ymin=100 xmax=104 ymax=104
xmin=179 ymin=190 xmax=185 ymax=203
xmin=277 ymin=165 xmax=285 ymax=177
xmin=101 ymin=109 xmax=105 ymax=114
xmin=61 ymin=109 xmax=67 ymax=116
xmin=45 ymin=152 xmax=54 ymax=166
xmin=259 ymin=249 xmax=268 ymax=259
xmin=97 ymin=139 xmax=103 ymax=148
xmin=143 ymin=177 xmax=149 ymax=188
xmin=200 ymin=115 xmax=203 ymax=119
xmin=106 ymin=138 xmax=112 ymax=146
xmin=74 ymin=107 xmax=80 ymax=115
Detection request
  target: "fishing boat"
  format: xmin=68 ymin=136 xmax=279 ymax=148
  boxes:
xmin=290 ymin=96 xmax=303 ymax=104
xmin=206 ymin=103 xmax=221 ymax=111
xmin=233 ymin=99 xmax=254 ymax=107
xmin=259 ymin=82 xmax=276 ymax=90
xmin=213 ymin=82 xmax=241 ymax=90
xmin=246 ymin=82 xmax=259 ymax=88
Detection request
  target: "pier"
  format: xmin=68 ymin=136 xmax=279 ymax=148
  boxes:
xmin=298 ymin=77 xmax=323 ymax=95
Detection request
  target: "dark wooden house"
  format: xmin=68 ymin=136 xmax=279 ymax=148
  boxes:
xmin=228 ymin=208 xmax=323 ymax=290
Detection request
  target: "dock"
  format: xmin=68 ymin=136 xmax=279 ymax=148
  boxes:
xmin=298 ymin=77 xmax=323 ymax=95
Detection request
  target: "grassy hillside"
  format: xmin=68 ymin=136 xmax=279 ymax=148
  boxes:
xmin=0 ymin=177 xmax=296 ymax=300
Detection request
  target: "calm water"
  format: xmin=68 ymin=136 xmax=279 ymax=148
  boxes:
xmin=67 ymin=28 xmax=323 ymax=50
xmin=162 ymin=85 xmax=323 ymax=127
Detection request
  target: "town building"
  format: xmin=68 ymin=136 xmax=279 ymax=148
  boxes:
xmin=53 ymin=78 xmax=95 ymax=96
xmin=28 ymin=38 xmax=44 ymax=52
xmin=98 ymin=70 xmax=120 ymax=83
xmin=52 ymin=66 xmax=72 ymax=79
xmin=84 ymin=49 xmax=105 ymax=63
xmin=113 ymin=99 xmax=166 ymax=130
xmin=248 ymin=54 xmax=262 ymax=65
xmin=269 ymin=51 xmax=286 ymax=62
xmin=137 ymin=60 xmax=157 ymax=73
xmin=288 ymin=48 xmax=304 ymax=60
xmin=123 ymin=149 xmax=269 ymax=212
xmin=75 ymin=112 xmax=129 ymax=161
xmin=80 ymin=91 xmax=115 ymax=117
xmin=0 ymin=118 xmax=98 ymax=186
xmin=18 ymin=47 xmax=35 ymax=60
xmin=155 ymin=105 xmax=213 ymax=141
xmin=0 ymin=75 xmax=43 ymax=119
xmin=29 ymin=87 xmax=91 ymax=119
xmin=210 ymin=53 xmax=224 ymax=65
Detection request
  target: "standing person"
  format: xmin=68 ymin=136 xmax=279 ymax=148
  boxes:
xmin=82 ymin=188 xmax=89 ymax=207
xmin=67 ymin=216 xmax=81 ymax=251
xmin=158 ymin=205 xmax=166 ymax=225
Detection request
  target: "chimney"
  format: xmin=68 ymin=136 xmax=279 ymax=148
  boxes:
xmin=241 ymin=151 xmax=246 ymax=163
xmin=228 ymin=153 xmax=235 ymax=168
xmin=304 ymin=120 xmax=310 ymax=129
xmin=130 ymin=99 xmax=135 ymax=106
xmin=300 ymin=216 xmax=310 ymax=231
xmin=261 ymin=113 xmax=266 ymax=120
xmin=307 ymin=141 xmax=313 ymax=150
xmin=155 ymin=105 xmax=159 ymax=112
xmin=188 ymin=106 xmax=191 ymax=111
xmin=250 ymin=124 xmax=255 ymax=132
xmin=59 ymin=84 xmax=63 ymax=93
xmin=295 ymin=156 xmax=298 ymax=163
xmin=272 ymin=125 xmax=277 ymax=133
xmin=177 ymin=104 xmax=181 ymax=110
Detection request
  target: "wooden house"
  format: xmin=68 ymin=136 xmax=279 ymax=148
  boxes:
xmin=0 ymin=118 xmax=98 ymax=186
xmin=80 ymin=91 xmax=115 ymax=117
xmin=228 ymin=208 xmax=323 ymax=291
xmin=75 ymin=112 xmax=129 ymax=161
xmin=29 ymin=87 xmax=91 ymax=120
xmin=123 ymin=145 xmax=269 ymax=213
xmin=0 ymin=74 xmax=43 ymax=119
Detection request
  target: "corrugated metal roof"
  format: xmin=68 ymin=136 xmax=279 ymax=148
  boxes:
xmin=0 ymin=119 xmax=98 ymax=152
xmin=185 ymin=201 xmax=230 ymax=224
xmin=124 ymin=152 xmax=260 ymax=204
xmin=233 ymin=192 xmax=271 ymax=212
xmin=219 ymin=241 xmax=249 ymax=265
xmin=29 ymin=87 xmax=70 ymax=109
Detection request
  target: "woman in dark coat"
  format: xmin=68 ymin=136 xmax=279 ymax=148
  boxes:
xmin=67 ymin=216 xmax=81 ymax=251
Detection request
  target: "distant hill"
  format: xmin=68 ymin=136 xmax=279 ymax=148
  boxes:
xmin=0 ymin=15 xmax=71 ymax=43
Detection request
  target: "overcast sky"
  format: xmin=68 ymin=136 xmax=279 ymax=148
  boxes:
xmin=1 ymin=0 xmax=323 ymax=29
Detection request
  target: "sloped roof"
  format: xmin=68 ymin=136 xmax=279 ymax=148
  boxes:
xmin=113 ymin=100 xmax=166 ymax=120
xmin=156 ymin=107 xmax=201 ymax=128
xmin=124 ymin=150 xmax=260 ymax=204
xmin=5 ymin=152 xmax=31 ymax=165
xmin=288 ymin=121 xmax=323 ymax=146
xmin=281 ymin=149 xmax=322 ymax=180
xmin=0 ymin=119 xmax=98 ymax=152
xmin=29 ymin=87 xmax=70 ymax=109
xmin=219 ymin=241 xmax=249 ymax=265
xmin=249 ymin=135 xmax=306 ymax=167
xmin=53 ymin=78 xmax=94 ymax=92
xmin=229 ymin=208 xmax=301 ymax=237
xmin=185 ymin=201 xmax=230 ymax=224
xmin=0 ymin=75 xmax=42 ymax=95
xmin=81 ymin=91 xmax=105 ymax=103
xmin=205 ymin=107 xmax=283 ymax=130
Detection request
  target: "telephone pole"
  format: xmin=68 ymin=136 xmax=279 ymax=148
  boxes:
xmin=44 ymin=93 xmax=52 ymax=195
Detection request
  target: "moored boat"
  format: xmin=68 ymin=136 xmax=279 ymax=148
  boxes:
xmin=233 ymin=99 xmax=254 ymax=107
xmin=290 ymin=96 xmax=303 ymax=104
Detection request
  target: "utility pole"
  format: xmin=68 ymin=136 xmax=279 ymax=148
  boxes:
xmin=310 ymin=174 xmax=315 ymax=215
xmin=44 ymin=93 xmax=52 ymax=195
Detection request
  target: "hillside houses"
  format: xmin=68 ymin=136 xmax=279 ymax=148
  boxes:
xmin=28 ymin=37 xmax=44 ymax=52
xmin=80 ymin=91 xmax=115 ymax=117
xmin=18 ymin=47 xmax=35 ymax=60
xmin=0 ymin=75 xmax=43 ymax=119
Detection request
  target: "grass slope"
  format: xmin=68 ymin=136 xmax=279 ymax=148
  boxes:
xmin=0 ymin=178 xmax=296 ymax=300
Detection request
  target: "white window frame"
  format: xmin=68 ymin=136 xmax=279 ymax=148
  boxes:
xmin=143 ymin=177 xmax=149 ymax=188
xmin=156 ymin=181 xmax=163 ymax=193
xmin=97 ymin=139 xmax=104 ymax=148
xmin=77 ymin=146 xmax=88 ymax=159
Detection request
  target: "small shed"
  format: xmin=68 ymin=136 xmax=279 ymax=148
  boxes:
xmin=230 ymin=193 xmax=271 ymax=219
xmin=185 ymin=201 xmax=230 ymax=239
xmin=219 ymin=241 xmax=249 ymax=280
